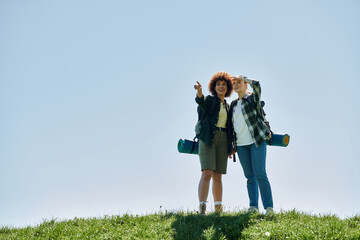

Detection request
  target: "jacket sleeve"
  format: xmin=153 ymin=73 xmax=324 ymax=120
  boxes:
xmin=195 ymin=95 xmax=213 ymax=113
xmin=249 ymin=79 xmax=261 ymax=103
xmin=249 ymin=80 xmax=263 ymax=114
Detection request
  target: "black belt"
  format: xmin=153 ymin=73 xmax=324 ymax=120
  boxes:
xmin=215 ymin=127 xmax=226 ymax=132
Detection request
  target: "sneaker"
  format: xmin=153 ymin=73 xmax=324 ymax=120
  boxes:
xmin=248 ymin=206 xmax=259 ymax=213
xmin=199 ymin=203 xmax=206 ymax=215
xmin=265 ymin=207 xmax=274 ymax=215
xmin=215 ymin=204 xmax=223 ymax=213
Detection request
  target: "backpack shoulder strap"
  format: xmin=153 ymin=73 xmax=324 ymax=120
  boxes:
xmin=259 ymin=100 xmax=273 ymax=135
xmin=259 ymin=100 xmax=266 ymax=120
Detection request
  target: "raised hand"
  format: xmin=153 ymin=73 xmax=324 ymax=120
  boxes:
xmin=194 ymin=81 xmax=203 ymax=98
xmin=231 ymin=75 xmax=244 ymax=80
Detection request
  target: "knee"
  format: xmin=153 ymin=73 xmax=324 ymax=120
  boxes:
xmin=201 ymin=170 xmax=213 ymax=181
xmin=246 ymin=175 xmax=257 ymax=183
xmin=243 ymin=170 xmax=256 ymax=180
xmin=254 ymin=170 xmax=268 ymax=182
xmin=212 ymin=172 xmax=222 ymax=182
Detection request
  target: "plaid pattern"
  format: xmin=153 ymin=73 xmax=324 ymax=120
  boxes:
xmin=230 ymin=80 xmax=270 ymax=148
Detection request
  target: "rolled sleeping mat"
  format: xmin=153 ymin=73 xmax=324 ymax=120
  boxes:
xmin=177 ymin=139 xmax=198 ymax=154
xmin=178 ymin=133 xmax=290 ymax=155
xmin=268 ymin=133 xmax=290 ymax=147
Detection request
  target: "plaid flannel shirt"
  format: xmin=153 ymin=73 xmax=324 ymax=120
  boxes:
xmin=230 ymin=79 xmax=270 ymax=148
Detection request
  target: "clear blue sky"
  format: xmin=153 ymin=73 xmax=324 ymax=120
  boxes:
xmin=1 ymin=0 xmax=359 ymax=227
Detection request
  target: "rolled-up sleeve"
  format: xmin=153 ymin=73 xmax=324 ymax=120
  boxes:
xmin=250 ymin=80 xmax=261 ymax=104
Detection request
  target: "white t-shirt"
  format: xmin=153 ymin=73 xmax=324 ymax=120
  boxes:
xmin=232 ymin=99 xmax=254 ymax=146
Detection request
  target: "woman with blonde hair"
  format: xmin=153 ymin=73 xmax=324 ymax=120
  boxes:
xmin=230 ymin=75 xmax=273 ymax=215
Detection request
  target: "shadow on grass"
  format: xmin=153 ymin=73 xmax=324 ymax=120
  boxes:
xmin=163 ymin=211 xmax=254 ymax=240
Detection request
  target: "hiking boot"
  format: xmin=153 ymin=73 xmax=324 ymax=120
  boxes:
xmin=265 ymin=207 xmax=274 ymax=215
xmin=215 ymin=204 xmax=223 ymax=213
xmin=199 ymin=203 xmax=206 ymax=215
xmin=248 ymin=206 xmax=259 ymax=213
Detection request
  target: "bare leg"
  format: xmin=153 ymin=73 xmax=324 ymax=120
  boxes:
xmin=198 ymin=170 xmax=213 ymax=202
xmin=212 ymin=172 xmax=223 ymax=212
xmin=212 ymin=172 xmax=222 ymax=202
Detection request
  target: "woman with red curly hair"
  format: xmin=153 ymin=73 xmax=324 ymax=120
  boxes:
xmin=194 ymin=72 xmax=234 ymax=214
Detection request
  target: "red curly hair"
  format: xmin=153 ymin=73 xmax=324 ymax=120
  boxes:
xmin=208 ymin=71 xmax=233 ymax=97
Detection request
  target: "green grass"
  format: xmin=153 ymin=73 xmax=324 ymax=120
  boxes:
xmin=1 ymin=210 xmax=359 ymax=239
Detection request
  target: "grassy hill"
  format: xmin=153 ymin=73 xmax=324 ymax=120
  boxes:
xmin=1 ymin=210 xmax=359 ymax=239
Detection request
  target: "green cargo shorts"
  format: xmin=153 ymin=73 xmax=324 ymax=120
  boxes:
xmin=198 ymin=130 xmax=228 ymax=174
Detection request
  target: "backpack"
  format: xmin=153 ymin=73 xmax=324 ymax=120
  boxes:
xmin=259 ymin=100 xmax=273 ymax=145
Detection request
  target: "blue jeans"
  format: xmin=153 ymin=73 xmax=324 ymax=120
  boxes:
xmin=236 ymin=140 xmax=273 ymax=209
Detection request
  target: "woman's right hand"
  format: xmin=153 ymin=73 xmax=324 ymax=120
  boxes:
xmin=194 ymin=81 xmax=203 ymax=98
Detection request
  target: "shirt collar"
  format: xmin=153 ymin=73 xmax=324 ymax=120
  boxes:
xmin=215 ymin=95 xmax=227 ymax=104
xmin=244 ymin=92 xmax=251 ymax=99
xmin=239 ymin=91 xmax=251 ymax=101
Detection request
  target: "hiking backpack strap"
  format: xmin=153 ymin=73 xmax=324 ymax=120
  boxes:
xmin=229 ymin=100 xmax=238 ymax=162
xmin=260 ymin=101 xmax=273 ymax=145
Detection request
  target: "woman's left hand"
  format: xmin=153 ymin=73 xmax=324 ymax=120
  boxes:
xmin=228 ymin=148 xmax=236 ymax=158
